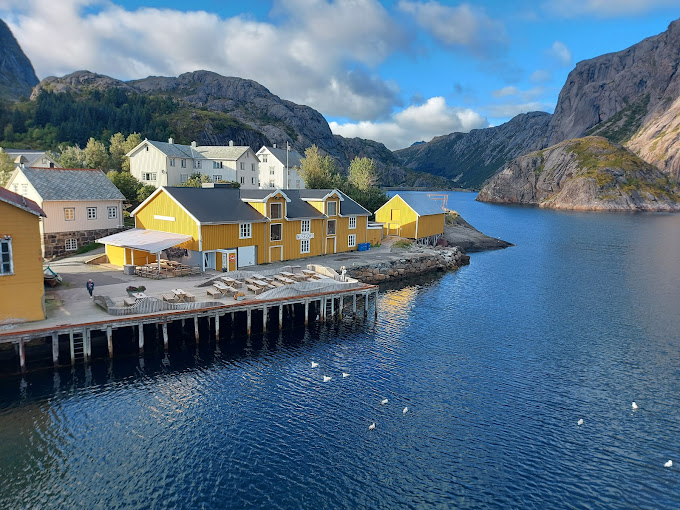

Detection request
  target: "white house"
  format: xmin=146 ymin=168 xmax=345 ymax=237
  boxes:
xmin=257 ymin=144 xmax=306 ymax=189
xmin=5 ymin=167 xmax=125 ymax=258
xmin=127 ymin=138 xmax=261 ymax=189
xmin=0 ymin=148 xmax=60 ymax=170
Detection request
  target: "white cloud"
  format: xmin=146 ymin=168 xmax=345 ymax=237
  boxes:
xmin=397 ymin=1 xmax=508 ymax=57
xmin=530 ymin=69 xmax=552 ymax=83
xmin=330 ymin=96 xmax=488 ymax=150
xmin=543 ymin=0 xmax=680 ymax=17
xmin=0 ymin=0 xmax=409 ymax=120
xmin=492 ymin=86 xmax=519 ymax=98
xmin=548 ymin=41 xmax=572 ymax=66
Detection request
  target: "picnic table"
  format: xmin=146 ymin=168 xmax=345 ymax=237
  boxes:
xmin=280 ymin=271 xmax=295 ymax=278
xmin=214 ymin=282 xmax=235 ymax=294
xmin=274 ymin=275 xmax=295 ymax=284
xmin=172 ymin=288 xmax=195 ymax=302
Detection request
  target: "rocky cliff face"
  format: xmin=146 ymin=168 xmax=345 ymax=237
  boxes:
xmin=0 ymin=19 xmax=39 ymax=101
xmin=477 ymin=136 xmax=680 ymax=211
xmin=393 ymin=112 xmax=551 ymax=189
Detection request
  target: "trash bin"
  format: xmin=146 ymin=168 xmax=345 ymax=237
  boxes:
xmin=123 ymin=264 xmax=136 ymax=275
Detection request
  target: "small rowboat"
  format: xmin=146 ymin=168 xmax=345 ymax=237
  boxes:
xmin=43 ymin=266 xmax=62 ymax=287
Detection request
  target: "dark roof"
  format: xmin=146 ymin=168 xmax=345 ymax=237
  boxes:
xmin=162 ymin=187 xmax=266 ymax=224
xmin=297 ymin=189 xmax=370 ymax=216
xmin=298 ymin=189 xmax=338 ymax=201
xmin=239 ymin=189 xmax=287 ymax=202
xmin=266 ymin=146 xmax=303 ymax=167
xmin=281 ymin=190 xmax=327 ymax=219
xmin=0 ymin=187 xmax=46 ymax=217
xmin=19 ymin=168 xmax=124 ymax=201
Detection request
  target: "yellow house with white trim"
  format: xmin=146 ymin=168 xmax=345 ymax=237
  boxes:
xmin=375 ymin=193 xmax=445 ymax=244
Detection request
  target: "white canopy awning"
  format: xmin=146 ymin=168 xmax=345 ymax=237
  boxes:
xmin=97 ymin=229 xmax=193 ymax=254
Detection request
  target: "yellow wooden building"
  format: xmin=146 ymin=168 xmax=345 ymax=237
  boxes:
xmin=375 ymin=193 xmax=445 ymax=244
xmin=98 ymin=184 xmax=373 ymax=271
xmin=0 ymin=187 xmax=47 ymax=324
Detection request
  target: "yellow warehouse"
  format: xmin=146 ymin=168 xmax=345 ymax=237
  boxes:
xmin=375 ymin=193 xmax=445 ymax=244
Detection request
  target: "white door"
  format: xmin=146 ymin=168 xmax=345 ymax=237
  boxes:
xmin=203 ymin=252 xmax=216 ymax=270
xmin=237 ymin=246 xmax=256 ymax=268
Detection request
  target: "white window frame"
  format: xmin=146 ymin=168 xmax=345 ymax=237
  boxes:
xmin=240 ymin=162 xmax=245 ymax=170
xmin=300 ymin=239 xmax=310 ymax=254
xmin=87 ymin=207 xmax=97 ymax=220
xmin=301 ymin=219 xmax=310 ymax=233
xmin=21 ymin=184 xmax=27 ymax=196
xmin=0 ymin=238 xmax=13 ymax=276
xmin=252 ymin=177 xmax=255 ymax=184
xmin=64 ymin=207 xmax=75 ymax=221
xmin=213 ymin=161 xmax=223 ymax=169
xmin=262 ymin=155 xmax=268 ymax=163
xmin=348 ymin=216 xmax=356 ymax=229
xmin=170 ymin=158 xmax=175 ymax=167
xmin=180 ymin=173 xmax=189 ymax=183
xmin=270 ymin=202 xmax=283 ymax=219
xmin=142 ymin=172 xmax=157 ymax=181
xmin=65 ymin=238 xmax=78 ymax=251
xmin=327 ymin=219 xmax=336 ymax=236
xmin=13 ymin=184 xmax=18 ymax=193
xmin=270 ymin=223 xmax=282 ymax=242
xmin=270 ymin=167 xmax=275 ymax=175
xmin=240 ymin=176 xmax=245 ymax=184
xmin=181 ymin=159 xmax=187 ymax=168
xmin=239 ymin=222 xmax=252 ymax=239
xmin=348 ymin=234 xmax=356 ymax=248
xmin=213 ymin=175 xmax=222 ymax=182
xmin=252 ymin=163 xmax=256 ymax=171
xmin=327 ymin=201 xmax=337 ymax=216
xmin=107 ymin=206 xmax=117 ymax=219
xmin=194 ymin=160 xmax=202 ymax=169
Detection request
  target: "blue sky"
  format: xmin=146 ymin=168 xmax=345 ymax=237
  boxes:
xmin=1 ymin=0 xmax=679 ymax=149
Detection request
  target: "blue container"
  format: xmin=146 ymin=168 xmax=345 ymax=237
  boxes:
xmin=357 ymin=243 xmax=370 ymax=251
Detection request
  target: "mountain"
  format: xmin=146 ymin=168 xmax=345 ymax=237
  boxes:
xmin=393 ymin=112 xmax=551 ymax=189
xmin=0 ymin=19 xmax=39 ymax=101
xmin=477 ymin=136 xmax=680 ymax=211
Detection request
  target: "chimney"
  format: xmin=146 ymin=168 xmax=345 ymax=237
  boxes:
xmin=191 ymin=141 xmax=197 ymax=148
xmin=229 ymin=140 xmax=234 ymax=147
xmin=168 ymin=137 xmax=174 ymax=144
xmin=273 ymin=143 xmax=277 ymax=149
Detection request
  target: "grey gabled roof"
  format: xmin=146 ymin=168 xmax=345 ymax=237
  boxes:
xmin=163 ymin=187 xmax=266 ymax=224
xmin=336 ymin=190 xmax=371 ymax=216
xmin=20 ymin=167 xmax=124 ymax=201
xmin=239 ymin=189 xmax=290 ymax=202
xmin=142 ymin=140 xmax=253 ymax=161
xmin=263 ymin=146 xmax=303 ymax=167
xmin=298 ymin=189 xmax=340 ymax=201
xmin=280 ymin=190 xmax=327 ymax=219
xmin=146 ymin=140 xmax=197 ymax=158
xmin=390 ymin=193 xmax=444 ymax=216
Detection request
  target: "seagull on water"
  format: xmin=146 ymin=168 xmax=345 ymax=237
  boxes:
xmin=342 ymin=372 xmax=350 ymax=378
xmin=577 ymin=419 xmax=584 ymax=426
xmin=368 ymin=423 xmax=376 ymax=431
xmin=403 ymin=407 xmax=409 ymax=415
xmin=323 ymin=375 xmax=332 ymax=382
xmin=632 ymin=402 xmax=638 ymax=410
xmin=381 ymin=399 xmax=389 ymax=405
xmin=665 ymin=460 xmax=673 ymax=468
xmin=311 ymin=362 xmax=319 ymax=368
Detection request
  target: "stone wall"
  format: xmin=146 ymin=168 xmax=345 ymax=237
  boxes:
xmin=347 ymin=246 xmax=470 ymax=284
xmin=43 ymin=227 xmax=127 ymax=259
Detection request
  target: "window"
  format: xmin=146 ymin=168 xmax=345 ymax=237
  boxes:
xmin=251 ymin=177 xmax=255 ymax=184
xmin=239 ymin=222 xmax=252 ymax=239
xmin=327 ymin=201 xmax=337 ymax=216
xmin=145 ymin=146 xmax=149 ymax=151
xmin=181 ymin=159 xmax=186 ymax=168
xmin=240 ymin=176 xmax=245 ymax=184
xmin=0 ymin=238 xmax=13 ymax=275
xmin=108 ymin=206 xmax=117 ymax=219
xmin=270 ymin=223 xmax=282 ymax=241
xmin=270 ymin=167 xmax=275 ymax=175
xmin=194 ymin=160 xmax=202 ymax=169
xmin=213 ymin=175 xmax=222 ymax=182
xmin=348 ymin=216 xmax=356 ymax=229
xmin=87 ymin=207 xmax=97 ymax=220
xmin=270 ymin=203 xmax=283 ymax=219
xmin=180 ymin=174 xmax=189 ymax=183
xmin=64 ymin=207 xmax=75 ymax=221
xmin=65 ymin=238 xmax=78 ymax=251
xmin=348 ymin=234 xmax=356 ymax=248
xmin=252 ymin=163 xmax=256 ymax=171
xmin=213 ymin=161 xmax=223 ymax=169
xmin=327 ymin=219 xmax=336 ymax=236
xmin=300 ymin=239 xmax=310 ymax=254
xmin=142 ymin=172 xmax=157 ymax=181
xmin=42 ymin=158 xmax=48 ymax=164
xmin=240 ymin=162 xmax=245 ymax=170
xmin=21 ymin=184 xmax=27 ymax=196
xmin=13 ymin=184 xmax=18 ymax=193
xmin=262 ymin=155 xmax=268 ymax=163
xmin=269 ymin=181 xmax=275 ymax=188
xmin=301 ymin=219 xmax=310 ymax=233
xmin=170 ymin=158 xmax=176 ymax=167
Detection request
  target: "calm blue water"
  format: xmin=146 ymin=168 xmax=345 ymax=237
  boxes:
xmin=2 ymin=192 xmax=680 ymax=509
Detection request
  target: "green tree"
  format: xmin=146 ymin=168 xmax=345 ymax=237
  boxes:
xmin=84 ymin=137 xmax=109 ymax=169
xmin=122 ymin=133 xmax=142 ymax=171
xmin=0 ymin=151 xmax=15 ymax=187
xmin=181 ymin=172 xmax=212 ymax=187
xmin=108 ymin=132 xmax=127 ymax=171
xmin=299 ymin=145 xmax=340 ymax=189
xmin=348 ymin=156 xmax=377 ymax=191
xmin=57 ymin=144 xmax=86 ymax=168
xmin=107 ymin=170 xmax=142 ymax=202
xmin=136 ymin=184 xmax=156 ymax=203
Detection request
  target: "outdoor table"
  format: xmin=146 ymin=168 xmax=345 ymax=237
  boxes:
xmin=132 ymin=292 xmax=148 ymax=300
xmin=172 ymin=288 xmax=187 ymax=302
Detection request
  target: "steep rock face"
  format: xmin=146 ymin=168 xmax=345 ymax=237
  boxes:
xmin=547 ymin=20 xmax=680 ymax=156
xmin=393 ymin=112 xmax=551 ymax=189
xmin=0 ymin=19 xmax=39 ymax=100
xmin=477 ymin=136 xmax=680 ymax=211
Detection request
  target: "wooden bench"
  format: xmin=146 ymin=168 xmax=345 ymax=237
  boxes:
xmin=123 ymin=297 xmax=137 ymax=307
xmin=183 ymin=292 xmax=195 ymax=302
xmin=207 ymin=288 xmax=222 ymax=299
xmin=246 ymin=284 xmax=263 ymax=295
xmin=163 ymin=294 xmax=179 ymax=303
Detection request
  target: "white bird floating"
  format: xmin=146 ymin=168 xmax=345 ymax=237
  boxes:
xmin=665 ymin=460 xmax=673 ymax=468
xmin=403 ymin=407 xmax=409 ymax=415
xmin=342 ymin=372 xmax=350 ymax=378
xmin=368 ymin=422 xmax=376 ymax=431
xmin=311 ymin=362 xmax=319 ymax=368
xmin=323 ymin=375 xmax=332 ymax=382
xmin=381 ymin=399 xmax=389 ymax=405
xmin=632 ymin=402 xmax=639 ymax=410
xmin=577 ymin=419 xmax=584 ymax=426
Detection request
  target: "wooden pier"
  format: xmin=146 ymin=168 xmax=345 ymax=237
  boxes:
xmin=0 ymin=285 xmax=379 ymax=374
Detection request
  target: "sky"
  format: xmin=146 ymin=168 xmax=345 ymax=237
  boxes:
xmin=1 ymin=1 xmax=679 ymax=150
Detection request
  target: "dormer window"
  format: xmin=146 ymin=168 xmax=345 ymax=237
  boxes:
xmin=327 ymin=200 xmax=337 ymax=216
xmin=270 ymin=202 xmax=283 ymax=219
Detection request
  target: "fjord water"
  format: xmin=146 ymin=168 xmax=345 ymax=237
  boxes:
xmin=2 ymin=192 xmax=680 ymax=509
